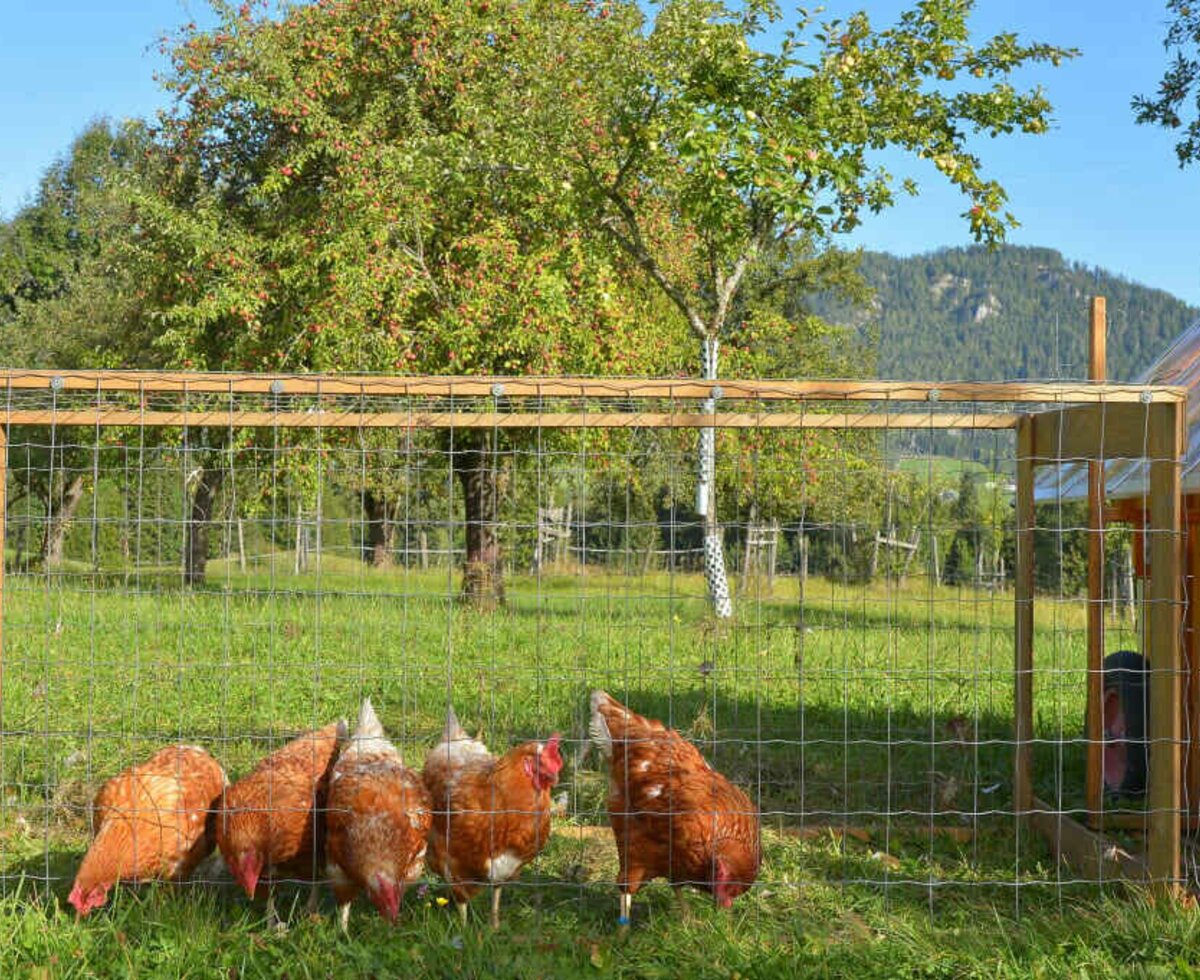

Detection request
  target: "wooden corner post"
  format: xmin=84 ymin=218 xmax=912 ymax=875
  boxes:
xmin=1015 ymin=416 xmax=1035 ymax=820
xmin=0 ymin=429 xmax=6 ymax=715
xmin=1148 ymin=399 xmax=1184 ymax=895
xmin=1086 ymin=297 xmax=1107 ymax=819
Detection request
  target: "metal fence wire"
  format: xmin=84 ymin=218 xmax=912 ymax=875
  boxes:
xmin=0 ymin=372 xmax=1189 ymax=924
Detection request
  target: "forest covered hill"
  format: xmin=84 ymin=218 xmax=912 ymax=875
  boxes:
xmin=807 ymin=245 xmax=1199 ymax=382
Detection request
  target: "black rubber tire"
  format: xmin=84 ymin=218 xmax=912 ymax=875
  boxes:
xmin=1102 ymin=649 xmax=1148 ymax=797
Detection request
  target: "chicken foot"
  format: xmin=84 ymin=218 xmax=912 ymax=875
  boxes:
xmin=265 ymin=888 xmax=287 ymax=934
xmin=618 ymin=891 xmax=632 ymax=931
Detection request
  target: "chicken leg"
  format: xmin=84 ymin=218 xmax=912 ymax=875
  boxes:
xmin=490 ymin=886 xmax=502 ymax=930
xmin=265 ymin=887 xmax=287 ymax=933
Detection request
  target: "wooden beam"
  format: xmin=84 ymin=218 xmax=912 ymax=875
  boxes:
xmin=1188 ymin=525 xmax=1200 ymax=826
xmin=1030 ymin=402 xmax=1153 ymax=463
xmin=0 ymin=430 xmax=6 ymax=729
xmin=1015 ymin=417 xmax=1036 ymax=819
xmin=0 ymin=409 xmax=1021 ymax=431
xmin=1147 ymin=400 xmax=1184 ymax=896
xmin=1031 ymin=797 xmax=1149 ymax=882
xmin=0 ymin=370 xmax=1185 ymax=403
xmin=1087 ymin=296 xmax=1107 ymax=821
xmin=1084 ymin=810 xmax=1200 ymax=832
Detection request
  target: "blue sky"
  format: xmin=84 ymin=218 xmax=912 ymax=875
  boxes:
xmin=2 ymin=2 xmax=1198 ymax=303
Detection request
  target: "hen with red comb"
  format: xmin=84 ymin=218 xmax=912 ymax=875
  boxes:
xmin=423 ymin=706 xmax=563 ymax=929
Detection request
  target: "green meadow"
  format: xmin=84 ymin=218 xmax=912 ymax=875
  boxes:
xmin=0 ymin=559 xmax=1179 ymax=979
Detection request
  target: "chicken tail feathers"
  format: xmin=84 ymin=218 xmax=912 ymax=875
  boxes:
xmin=348 ymin=700 xmax=399 ymax=760
xmin=354 ymin=698 xmax=384 ymax=741
xmin=589 ymin=690 xmax=615 ymax=760
xmin=443 ymin=703 xmax=468 ymax=742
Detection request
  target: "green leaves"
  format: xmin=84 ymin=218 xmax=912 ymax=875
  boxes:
xmin=548 ymin=0 xmax=1072 ymax=344
xmin=132 ymin=0 xmax=681 ymax=379
xmin=1134 ymin=1 xmax=1200 ymax=166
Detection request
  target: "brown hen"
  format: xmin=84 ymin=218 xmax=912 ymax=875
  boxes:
xmin=326 ymin=699 xmax=431 ymax=931
xmin=589 ymin=690 xmax=760 ymax=925
xmin=69 ymin=744 xmax=226 ymax=916
xmin=217 ymin=720 xmax=346 ymax=926
xmin=423 ymin=706 xmax=562 ymax=929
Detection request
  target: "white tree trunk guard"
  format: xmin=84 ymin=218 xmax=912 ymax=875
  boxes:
xmin=698 ymin=336 xmax=732 ymax=619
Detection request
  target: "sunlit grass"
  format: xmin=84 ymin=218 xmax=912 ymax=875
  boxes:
xmin=0 ymin=560 xmax=1168 ymax=978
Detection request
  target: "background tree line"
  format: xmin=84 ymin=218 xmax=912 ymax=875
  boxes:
xmin=0 ymin=0 xmax=1082 ymax=606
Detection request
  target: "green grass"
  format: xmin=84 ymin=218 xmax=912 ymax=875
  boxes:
xmin=0 ymin=558 xmax=1176 ymax=979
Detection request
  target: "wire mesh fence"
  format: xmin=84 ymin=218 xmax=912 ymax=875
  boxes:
xmin=0 ymin=373 xmax=1188 ymax=924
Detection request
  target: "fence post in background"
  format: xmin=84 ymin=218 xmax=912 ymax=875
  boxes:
xmin=1148 ymin=399 xmax=1183 ymax=896
xmin=1086 ymin=295 xmax=1107 ymax=821
xmin=1015 ymin=415 xmax=1035 ymax=820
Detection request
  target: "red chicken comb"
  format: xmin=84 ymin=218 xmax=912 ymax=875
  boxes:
xmin=542 ymin=734 xmax=564 ymax=772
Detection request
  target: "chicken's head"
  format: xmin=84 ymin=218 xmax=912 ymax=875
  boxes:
xmin=523 ymin=734 xmax=564 ymax=792
xmin=68 ymin=881 xmax=110 ymax=917
xmin=712 ymin=847 xmax=759 ymax=908
xmin=233 ymin=850 xmax=263 ymax=899
xmin=713 ymin=859 xmax=742 ymax=908
xmin=368 ymin=873 xmax=403 ymax=923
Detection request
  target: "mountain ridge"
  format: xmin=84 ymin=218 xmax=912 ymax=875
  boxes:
xmin=806 ymin=245 xmax=1199 ymax=383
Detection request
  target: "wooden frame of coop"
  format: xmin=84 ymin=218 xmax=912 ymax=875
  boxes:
xmin=1073 ymin=298 xmax=1200 ymax=862
xmin=0 ymin=367 xmax=1186 ymax=897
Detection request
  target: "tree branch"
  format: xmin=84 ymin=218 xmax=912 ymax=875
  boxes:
xmin=577 ymin=149 xmax=708 ymax=339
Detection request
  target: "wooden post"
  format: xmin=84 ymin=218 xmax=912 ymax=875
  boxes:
xmin=1126 ymin=545 xmax=1137 ymax=623
xmin=1015 ymin=416 xmax=1036 ymax=819
xmin=768 ymin=518 xmax=779 ymax=593
xmin=1086 ymin=296 xmax=1107 ymax=820
xmin=1147 ymin=400 xmax=1183 ymax=895
xmin=740 ymin=510 xmax=756 ymax=593
xmin=0 ymin=430 xmax=6 ymax=713
xmin=1187 ymin=519 xmax=1200 ymax=828
xmin=236 ymin=518 xmax=246 ymax=573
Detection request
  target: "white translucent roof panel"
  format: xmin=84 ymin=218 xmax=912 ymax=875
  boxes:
xmin=1033 ymin=317 xmax=1200 ymax=504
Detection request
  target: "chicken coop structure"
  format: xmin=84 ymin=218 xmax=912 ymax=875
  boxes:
xmin=0 ymin=367 xmax=1188 ymax=910
xmin=1038 ymin=303 xmax=1200 ymax=857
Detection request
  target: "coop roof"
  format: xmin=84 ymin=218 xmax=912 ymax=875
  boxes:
xmin=1033 ymin=317 xmax=1200 ymax=504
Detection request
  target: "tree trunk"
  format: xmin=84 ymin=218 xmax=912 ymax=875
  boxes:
xmin=42 ymin=473 xmax=86 ymax=568
xmin=362 ymin=490 xmax=395 ymax=567
xmin=456 ymin=435 xmax=504 ymax=611
xmin=697 ymin=337 xmax=733 ymax=618
xmin=184 ymin=467 xmax=224 ymax=587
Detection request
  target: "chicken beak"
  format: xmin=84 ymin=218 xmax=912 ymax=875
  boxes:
xmin=238 ymin=854 xmax=262 ymax=898
xmin=69 ymin=883 xmax=108 ymax=917
xmin=372 ymin=877 xmax=402 ymax=923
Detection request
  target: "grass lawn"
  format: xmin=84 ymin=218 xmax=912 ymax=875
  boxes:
xmin=0 ymin=557 xmax=1184 ymax=979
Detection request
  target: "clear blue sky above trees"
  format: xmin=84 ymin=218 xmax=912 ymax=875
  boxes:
xmin=2 ymin=1 xmax=1197 ymax=302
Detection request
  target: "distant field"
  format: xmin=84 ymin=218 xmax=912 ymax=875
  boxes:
xmin=0 ymin=560 xmax=1172 ymax=979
